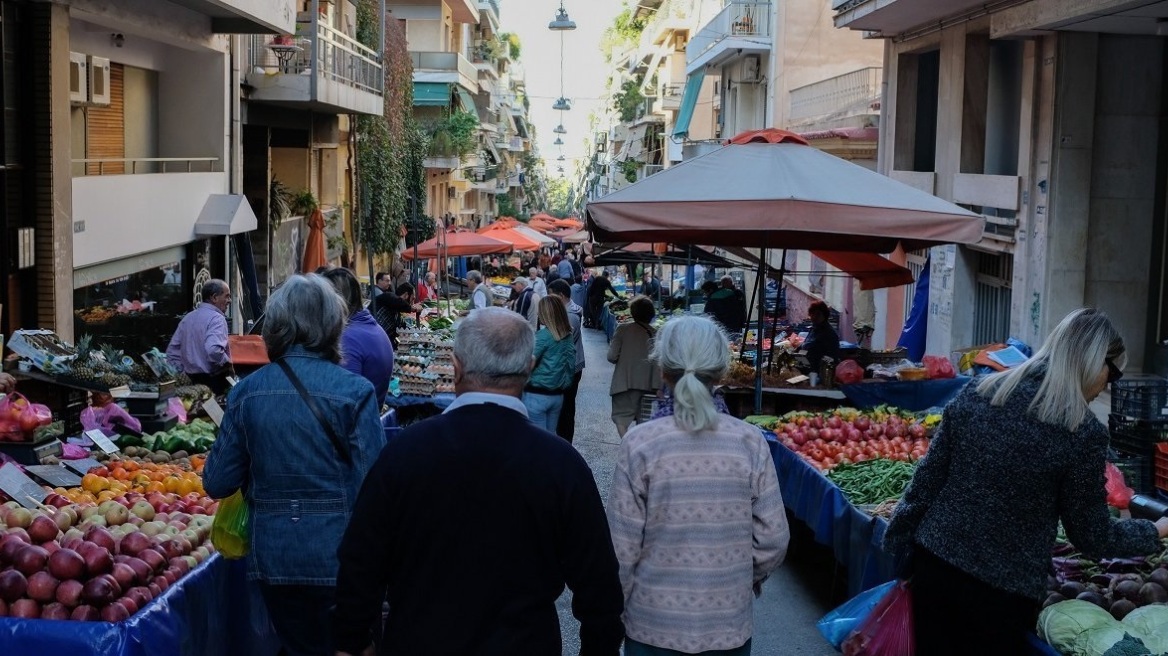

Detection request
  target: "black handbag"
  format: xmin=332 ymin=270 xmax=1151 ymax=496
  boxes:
xmin=276 ymin=359 xmax=352 ymax=465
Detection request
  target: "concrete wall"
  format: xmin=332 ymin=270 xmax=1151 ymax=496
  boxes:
xmin=159 ymin=50 xmax=228 ymax=161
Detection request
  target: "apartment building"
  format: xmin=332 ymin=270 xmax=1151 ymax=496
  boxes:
xmin=834 ymin=0 xmax=1168 ymax=371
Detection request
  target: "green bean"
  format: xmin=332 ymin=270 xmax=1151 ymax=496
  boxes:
xmin=826 ymin=459 xmax=917 ymax=506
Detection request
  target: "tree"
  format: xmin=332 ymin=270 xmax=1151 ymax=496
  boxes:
xmin=546 ymin=178 xmax=573 ymax=218
xmin=613 ymin=78 xmax=644 ymax=123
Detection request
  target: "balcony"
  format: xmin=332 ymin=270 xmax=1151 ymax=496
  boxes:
xmin=788 ymin=67 xmax=881 ymax=122
xmin=167 ymin=0 xmax=295 ymax=34
xmin=640 ymin=0 xmax=694 ymax=52
xmin=410 ymin=51 xmax=479 ymax=94
xmin=686 ymin=1 xmax=772 ymax=75
xmin=832 ymin=0 xmax=989 ymax=35
xmin=659 ymin=83 xmax=683 ymax=110
xmin=643 ymin=164 xmax=665 ymax=177
xmin=245 ymin=19 xmax=384 ymax=116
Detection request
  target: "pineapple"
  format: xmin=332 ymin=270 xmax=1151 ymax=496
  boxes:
xmin=99 ymin=344 xmax=129 ymax=373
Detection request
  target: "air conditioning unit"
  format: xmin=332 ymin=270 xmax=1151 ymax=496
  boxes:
xmin=68 ymin=52 xmax=88 ymax=105
xmin=742 ymin=55 xmax=761 ymax=83
xmin=88 ymin=56 xmax=111 ymax=106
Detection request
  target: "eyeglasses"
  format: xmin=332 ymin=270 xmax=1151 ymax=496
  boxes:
xmin=1106 ymin=358 xmax=1124 ymax=384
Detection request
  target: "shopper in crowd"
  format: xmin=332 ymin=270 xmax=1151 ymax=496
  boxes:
xmin=538 ymin=250 xmax=552 ymax=273
xmin=885 ymin=308 xmax=1168 ymax=655
xmin=390 ymin=261 xmax=410 ymax=289
xmin=800 ymin=300 xmax=841 ymax=376
xmin=370 ymin=271 xmax=391 ymax=300
xmin=522 ymin=296 xmax=576 ymax=433
xmin=704 ymin=275 xmax=747 ymax=334
xmin=557 ymin=251 xmax=574 ymax=282
xmin=608 ymin=314 xmax=789 ymax=656
xmin=528 ymin=267 xmax=548 ymax=299
xmin=416 ymin=271 xmax=438 ymax=303
xmin=165 ymin=278 xmax=234 ymax=394
xmin=548 ymin=279 xmax=585 ymax=442
xmin=608 ymin=296 xmax=661 ymax=438
xmin=467 ymin=270 xmax=492 ymax=310
xmin=510 ymin=276 xmax=538 ymax=330
xmin=203 ymin=274 xmax=384 ymax=656
xmin=331 ymin=307 xmax=624 ymax=655
xmin=587 ymin=270 xmax=619 ymax=331
xmin=322 ymin=267 xmax=394 ymax=403
xmin=638 ymin=271 xmax=661 ymax=305
xmin=373 ymin=282 xmax=421 ymax=349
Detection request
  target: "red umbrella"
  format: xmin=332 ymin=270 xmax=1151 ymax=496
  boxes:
xmin=301 ymin=209 xmax=327 ymax=273
xmin=401 ymin=231 xmax=513 ymax=260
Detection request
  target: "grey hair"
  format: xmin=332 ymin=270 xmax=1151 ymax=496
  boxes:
xmin=976 ymin=307 xmax=1125 ymax=431
xmin=467 ymin=270 xmax=483 ymax=284
xmin=262 ymin=274 xmax=347 ymax=363
xmin=201 ymin=279 xmax=227 ymax=301
xmin=454 ymin=307 xmax=533 ymax=389
xmin=651 ymin=315 xmax=730 ymax=432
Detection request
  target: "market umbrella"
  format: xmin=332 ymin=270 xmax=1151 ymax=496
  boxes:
xmin=400 ymin=231 xmax=513 ymax=260
xmin=586 ymin=129 xmax=983 ymax=252
xmin=474 ymin=227 xmax=542 ymax=251
xmin=300 ymin=208 xmax=327 ymax=273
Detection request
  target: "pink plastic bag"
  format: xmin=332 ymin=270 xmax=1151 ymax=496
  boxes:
xmin=836 ymin=360 xmax=865 ymax=385
xmin=0 ymin=392 xmax=53 ymax=441
xmin=922 ymin=355 xmax=956 ymax=380
xmin=167 ymin=397 xmax=188 ymax=424
xmin=60 ymin=443 xmax=90 ymax=460
xmin=80 ymin=402 xmax=141 ymax=436
xmin=1105 ymin=462 xmax=1134 ymax=510
xmin=842 ymin=580 xmax=914 ymax=656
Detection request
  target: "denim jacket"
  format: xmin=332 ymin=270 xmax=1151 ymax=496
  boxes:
xmin=203 ymin=345 xmax=385 ymax=586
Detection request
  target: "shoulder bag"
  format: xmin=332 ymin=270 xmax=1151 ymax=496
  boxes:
xmin=276 ymin=359 xmax=353 ymax=466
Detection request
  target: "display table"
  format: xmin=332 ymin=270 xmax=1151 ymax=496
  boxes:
xmin=839 ymin=377 xmax=972 ymax=412
xmin=0 ymin=554 xmax=279 ymax=655
xmin=384 ymin=393 xmax=455 ymax=410
xmin=721 ymin=386 xmax=847 ymax=417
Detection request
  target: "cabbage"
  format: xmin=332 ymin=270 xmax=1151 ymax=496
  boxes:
xmin=1073 ymin=626 xmax=1133 ymax=656
xmin=1122 ymin=605 xmax=1168 ymax=653
xmin=1040 ymin=600 xmax=1119 ymax=653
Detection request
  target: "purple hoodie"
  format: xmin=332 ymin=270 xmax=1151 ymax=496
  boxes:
xmin=340 ymin=308 xmax=394 ymax=402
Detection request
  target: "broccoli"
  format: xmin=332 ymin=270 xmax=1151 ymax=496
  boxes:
xmin=1102 ymin=633 xmax=1156 ymax=656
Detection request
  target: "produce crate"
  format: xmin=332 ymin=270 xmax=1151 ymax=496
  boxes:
xmin=1156 ymin=442 xmax=1168 ymax=493
xmin=1111 ymin=376 xmax=1168 ymax=420
xmin=1111 ymin=452 xmax=1153 ymax=494
xmin=1108 ymin=414 xmax=1168 ymax=458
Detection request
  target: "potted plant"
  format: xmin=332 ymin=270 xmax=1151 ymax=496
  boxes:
xmin=272 ymin=34 xmax=295 ymax=46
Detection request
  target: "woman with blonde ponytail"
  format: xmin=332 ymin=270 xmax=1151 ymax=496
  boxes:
xmin=607 ymin=315 xmax=790 ymax=656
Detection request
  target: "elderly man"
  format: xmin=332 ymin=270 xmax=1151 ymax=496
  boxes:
xmin=511 ymin=276 xmax=538 ymax=330
xmin=332 ymin=308 xmax=624 ymax=656
xmin=166 ymin=279 xmax=233 ymax=394
xmin=528 ymin=267 xmax=547 ymax=299
xmin=467 ymin=270 xmax=492 ymax=310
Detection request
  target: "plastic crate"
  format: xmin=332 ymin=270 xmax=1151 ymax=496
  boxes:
xmin=1108 ymin=414 xmax=1168 ymax=457
xmin=1156 ymin=442 xmax=1168 ymax=494
xmin=1111 ymin=453 xmax=1153 ymax=494
xmin=1111 ymin=377 xmax=1168 ymax=420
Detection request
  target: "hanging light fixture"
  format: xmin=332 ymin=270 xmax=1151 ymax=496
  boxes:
xmin=556 ymin=166 xmax=565 ymax=173
xmin=553 ymin=124 xmax=567 ymax=134
xmin=553 ymin=136 xmax=564 ymax=146
xmin=552 ymin=97 xmax=571 ymax=111
xmin=557 ymin=155 xmax=566 ymax=162
xmin=548 ymin=4 xmax=576 ymax=31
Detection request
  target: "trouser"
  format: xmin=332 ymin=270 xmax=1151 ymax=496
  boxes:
xmin=259 ymin=583 xmax=337 ymax=656
xmin=556 ymin=370 xmax=583 ymax=443
xmin=625 ymin=638 xmax=751 ymax=656
xmin=911 ymin=546 xmax=1038 ymax=656
xmin=188 ymin=371 xmax=232 ymax=396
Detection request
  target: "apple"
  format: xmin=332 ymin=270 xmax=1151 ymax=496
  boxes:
xmin=28 ymin=515 xmax=59 ymax=543
xmin=129 ymin=501 xmax=155 ymax=522
xmin=104 ymin=504 xmax=130 ymax=527
xmin=5 ymin=507 xmax=31 ymax=529
xmin=79 ymin=506 xmax=101 ymax=521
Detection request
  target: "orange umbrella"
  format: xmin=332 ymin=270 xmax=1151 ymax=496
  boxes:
xmin=301 ymin=208 xmax=327 ymax=273
xmin=401 ymin=231 xmax=513 ymax=260
xmin=475 ymin=227 xmax=541 ymax=251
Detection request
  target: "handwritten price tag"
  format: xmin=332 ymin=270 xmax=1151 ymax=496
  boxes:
xmin=203 ymin=398 xmax=224 ymax=427
xmin=85 ymin=429 xmax=120 ymax=455
xmin=63 ymin=458 xmax=103 ymax=476
xmin=0 ymin=463 xmax=48 ymax=509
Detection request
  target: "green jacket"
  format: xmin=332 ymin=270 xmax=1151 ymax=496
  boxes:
xmin=528 ymin=328 xmax=576 ymax=392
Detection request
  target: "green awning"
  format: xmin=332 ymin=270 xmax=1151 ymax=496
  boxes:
xmin=456 ymin=88 xmax=478 ymax=115
xmin=413 ymin=82 xmax=451 ymax=107
xmin=672 ymin=70 xmax=706 ymax=139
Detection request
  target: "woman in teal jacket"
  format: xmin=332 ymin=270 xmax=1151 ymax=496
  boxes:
xmin=523 ymin=296 xmax=576 ymax=433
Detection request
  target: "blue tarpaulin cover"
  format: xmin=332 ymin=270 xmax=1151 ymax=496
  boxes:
xmin=839 ymin=377 xmax=971 ymax=412
xmin=0 ymin=555 xmax=279 ymax=655
xmin=896 ymin=254 xmax=930 ymax=361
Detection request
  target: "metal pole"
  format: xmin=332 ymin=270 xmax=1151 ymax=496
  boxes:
xmin=767 ymin=248 xmax=787 ymax=377
xmin=410 ymin=194 xmax=419 ymax=285
xmin=685 ymin=245 xmax=693 ymax=311
xmin=740 ymin=254 xmax=758 ymax=364
xmin=754 ymin=245 xmax=767 ymax=415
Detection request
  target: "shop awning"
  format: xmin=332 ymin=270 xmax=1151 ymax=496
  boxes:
xmin=414 ymin=82 xmax=451 ymax=107
xmin=672 ymin=70 xmax=706 ymax=139
xmin=457 ymin=88 xmax=478 ymax=115
xmin=194 ymin=194 xmax=258 ymax=237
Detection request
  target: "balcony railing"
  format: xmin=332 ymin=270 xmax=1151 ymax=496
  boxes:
xmin=248 ymin=22 xmax=383 ymax=97
xmin=643 ymin=164 xmax=665 ymax=177
xmin=789 ymin=67 xmax=882 ymax=121
xmin=411 ymin=51 xmax=479 ymax=86
xmin=72 ymin=157 xmax=220 ymax=177
xmin=687 ymin=1 xmax=772 ymax=64
xmin=640 ymin=0 xmax=694 ymax=51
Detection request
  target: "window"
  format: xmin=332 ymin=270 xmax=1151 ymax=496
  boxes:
xmin=973 ymin=251 xmax=1012 ymax=345
xmin=893 ymin=50 xmax=939 ymax=173
xmin=903 ymin=250 xmax=928 ymax=323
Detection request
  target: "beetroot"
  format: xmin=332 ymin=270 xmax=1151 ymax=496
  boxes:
xmin=1140 ymin=582 xmax=1168 ymax=604
xmin=1111 ymin=599 xmax=1137 ymax=620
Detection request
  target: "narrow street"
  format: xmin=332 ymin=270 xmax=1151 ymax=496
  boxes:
xmin=556 ymin=326 xmax=840 ymax=655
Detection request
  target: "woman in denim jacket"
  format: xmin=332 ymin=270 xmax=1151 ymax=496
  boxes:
xmin=203 ymin=274 xmax=385 ymax=656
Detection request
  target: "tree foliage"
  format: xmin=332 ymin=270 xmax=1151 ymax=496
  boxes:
xmin=355 ymin=1 xmax=428 ymax=256
xmin=499 ymin=32 xmax=521 ymax=60
xmin=601 ymin=6 xmax=646 ymax=62
xmin=546 ymin=177 xmax=573 ymax=217
xmin=613 ymin=78 xmax=644 ymax=123
xmin=427 ymin=110 xmax=480 ymax=158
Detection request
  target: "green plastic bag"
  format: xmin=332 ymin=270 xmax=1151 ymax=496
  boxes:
xmin=211 ymin=490 xmax=250 ymax=559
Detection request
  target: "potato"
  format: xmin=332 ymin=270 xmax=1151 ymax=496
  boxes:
xmin=171 ymin=451 xmax=188 ymax=460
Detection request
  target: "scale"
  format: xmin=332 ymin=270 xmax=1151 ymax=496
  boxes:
xmin=1130 ymin=494 xmax=1168 ymax=520
xmin=0 ymin=434 xmax=63 ymax=466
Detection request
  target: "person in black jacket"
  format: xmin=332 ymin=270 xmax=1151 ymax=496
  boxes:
xmin=586 ymin=271 xmax=619 ymax=330
xmin=800 ymin=300 xmax=840 ymax=375
xmin=703 ymin=275 xmax=747 ymax=333
xmin=332 ymin=308 xmax=625 ymax=656
xmin=373 ymin=283 xmax=420 ymax=348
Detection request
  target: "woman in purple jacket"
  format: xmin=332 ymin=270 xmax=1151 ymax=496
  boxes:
xmin=322 ymin=267 xmax=394 ymax=403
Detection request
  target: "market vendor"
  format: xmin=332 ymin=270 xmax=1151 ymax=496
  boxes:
xmin=374 ymin=282 xmax=421 ymax=348
xmin=800 ymin=300 xmax=840 ymax=375
xmin=166 ymin=279 xmax=233 ymax=395
xmin=586 ymin=270 xmax=620 ymax=328
xmin=0 ymin=372 xmax=15 ymax=394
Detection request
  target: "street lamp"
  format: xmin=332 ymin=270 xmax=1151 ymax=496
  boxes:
xmin=548 ymin=5 xmax=576 ymax=31
xmin=557 ymin=155 xmax=566 ymax=161
xmin=553 ymin=124 xmax=567 ymax=134
xmin=552 ymin=96 xmax=571 ymax=111
xmin=553 ymin=137 xmax=564 ymax=146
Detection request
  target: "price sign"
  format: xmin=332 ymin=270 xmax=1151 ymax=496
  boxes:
xmin=108 ymin=385 xmax=131 ymax=399
xmin=25 ymin=465 xmax=83 ymax=488
xmin=0 ymin=463 xmax=48 ymax=509
xmin=63 ymin=458 xmax=103 ymax=476
xmin=85 ymin=429 xmax=120 ymax=454
xmin=203 ymin=398 xmax=224 ymax=427
xmin=140 ymin=352 xmax=166 ymax=380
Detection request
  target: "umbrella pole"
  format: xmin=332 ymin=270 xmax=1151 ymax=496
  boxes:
xmin=740 ymin=258 xmax=759 ymax=364
xmin=767 ymin=249 xmax=787 ymax=378
xmin=754 ymin=246 xmax=767 ymax=415
xmin=685 ymin=246 xmax=693 ymax=311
